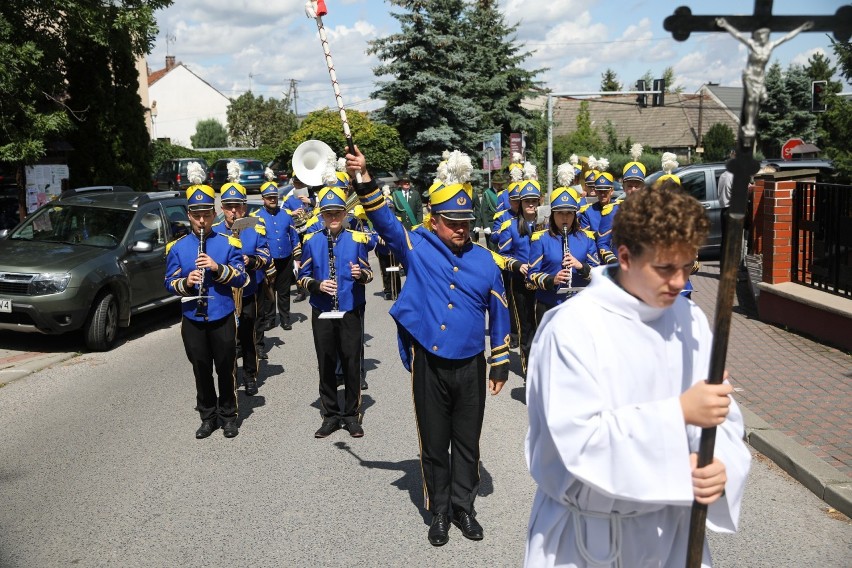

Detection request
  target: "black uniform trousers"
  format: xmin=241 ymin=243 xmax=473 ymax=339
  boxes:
xmin=237 ymin=292 xmax=258 ymax=379
xmin=312 ymin=308 xmax=363 ymax=421
xmin=535 ymin=301 xmax=555 ymax=326
xmin=502 ymin=271 xmax=518 ymax=335
xmin=377 ymin=251 xmax=402 ymax=298
xmin=411 ymin=342 xmax=486 ymax=516
xmin=181 ymin=314 xmax=238 ymax=422
xmin=510 ymin=273 xmax=537 ymax=375
xmin=260 ymin=255 xmax=294 ymax=328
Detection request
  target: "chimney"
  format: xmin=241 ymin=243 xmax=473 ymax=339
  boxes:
xmin=165 ymin=55 xmax=176 ymax=70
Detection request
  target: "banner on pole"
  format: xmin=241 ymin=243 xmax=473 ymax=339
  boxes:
xmin=482 ymin=133 xmax=502 ymax=171
xmin=510 ymin=133 xmax=525 ymax=160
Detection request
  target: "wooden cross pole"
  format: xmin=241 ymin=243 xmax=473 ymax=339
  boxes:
xmin=664 ymin=2 xmax=852 ymax=567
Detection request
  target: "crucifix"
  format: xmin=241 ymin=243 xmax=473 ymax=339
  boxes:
xmin=663 ymin=2 xmax=851 ymax=567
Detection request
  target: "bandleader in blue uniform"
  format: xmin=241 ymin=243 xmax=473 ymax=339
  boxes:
xmin=165 ymin=175 xmax=247 ymax=439
xmin=213 ymin=181 xmax=271 ymax=396
xmin=298 ymin=184 xmax=373 ymax=439
xmin=347 ymin=147 xmax=510 ymax=547
xmin=527 ymin=187 xmax=600 ymax=322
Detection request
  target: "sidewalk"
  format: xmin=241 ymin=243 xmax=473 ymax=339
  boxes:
xmin=691 ymin=260 xmax=851 ymax=516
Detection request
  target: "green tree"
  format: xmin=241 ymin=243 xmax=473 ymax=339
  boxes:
xmin=565 ymin=101 xmax=602 ymax=155
xmin=821 ymin=40 xmax=852 ymax=181
xmin=757 ymin=63 xmax=817 ymax=158
xmin=661 ymin=66 xmax=684 ymax=93
xmin=600 ymin=68 xmax=621 ymax=92
xmin=703 ymin=123 xmax=735 ymax=161
xmin=191 ymin=119 xmax=228 ymax=149
xmin=227 ymin=92 xmax=298 ymax=148
xmin=279 ymin=109 xmax=408 ymax=176
xmin=369 ymin=0 xmax=541 ymax=182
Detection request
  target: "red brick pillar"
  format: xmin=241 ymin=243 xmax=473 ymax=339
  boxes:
xmin=761 ymin=179 xmax=795 ymax=284
xmin=750 ymin=176 xmax=766 ymax=254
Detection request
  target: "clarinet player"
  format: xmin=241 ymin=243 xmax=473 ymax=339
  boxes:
xmin=165 ymin=164 xmax=247 ymax=439
xmin=298 ymin=180 xmax=373 ymax=439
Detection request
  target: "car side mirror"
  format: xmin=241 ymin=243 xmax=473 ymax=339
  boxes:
xmin=0 ymin=229 xmax=8 ymax=239
xmin=129 ymin=241 xmax=154 ymax=253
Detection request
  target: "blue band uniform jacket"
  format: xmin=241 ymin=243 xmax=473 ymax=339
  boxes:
xmin=355 ymin=179 xmax=511 ymax=378
xmin=297 ymin=229 xmax=374 ymax=313
xmin=579 ymin=202 xmax=619 ymax=264
xmin=165 ymin=231 xmax=247 ymax=322
xmin=212 ymin=220 xmax=271 ymax=297
xmin=252 ymin=207 xmax=301 ymax=260
xmin=497 ymin=217 xmax=537 ymax=273
xmin=527 ymin=229 xmax=600 ymax=307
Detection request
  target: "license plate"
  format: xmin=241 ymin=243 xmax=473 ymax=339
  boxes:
xmin=0 ymin=298 xmax=11 ymax=313
xmin=248 ymin=175 xmax=260 ymax=180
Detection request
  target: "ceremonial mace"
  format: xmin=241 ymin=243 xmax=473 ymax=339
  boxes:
xmin=664 ymin=3 xmax=851 ymax=566
xmin=305 ymin=0 xmax=362 ymax=184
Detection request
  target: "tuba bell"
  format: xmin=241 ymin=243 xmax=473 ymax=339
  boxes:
xmin=292 ymin=139 xmax=335 ymax=187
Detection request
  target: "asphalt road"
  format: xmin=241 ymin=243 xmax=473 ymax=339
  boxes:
xmin=0 ymin=272 xmax=848 ymax=567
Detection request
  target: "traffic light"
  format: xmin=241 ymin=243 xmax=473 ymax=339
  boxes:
xmin=652 ymin=78 xmax=666 ymax=107
xmin=636 ymin=80 xmax=647 ymax=108
xmin=811 ymin=80 xmax=827 ymax=112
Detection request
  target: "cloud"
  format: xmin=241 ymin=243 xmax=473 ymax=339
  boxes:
xmin=790 ymin=47 xmax=826 ymax=68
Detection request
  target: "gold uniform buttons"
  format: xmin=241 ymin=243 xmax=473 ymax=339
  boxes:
xmin=450 ymin=284 xmax=455 ymax=290
xmin=440 ymin=324 xmax=446 ymax=331
xmin=448 ymin=303 xmax=453 ymax=309
xmin=432 ymin=345 xmax=438 ymax=351
xmin=453 ymin=266 xmax=459 ymax=272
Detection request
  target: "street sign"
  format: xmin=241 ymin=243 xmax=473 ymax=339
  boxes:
xmin=782 ymin=138 xmax=804 ymax=161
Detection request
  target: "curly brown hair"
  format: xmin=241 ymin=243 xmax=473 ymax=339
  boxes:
xmin=612 ymin=183 xmax=710 ymax=257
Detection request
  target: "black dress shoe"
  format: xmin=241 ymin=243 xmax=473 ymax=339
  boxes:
xmin=343 ymin=420 xmax=364 ymax=438
xmin=245 ymin=377 xmax=258 ymax=396
xmin=360 ymin=378 xmax=368 ymax=390
xmin=452 ymin=510 xmax=483 ymax=540
xmin=196 ymin=419 xmax=217 ymax=439
xmin=257 ymin=348 xmax=268 ymax=361
xmin=294 ymin=292 xmax=306 ymax=303
xmin=384 ymin=291 xmax=392 ymax=301
xmin=281 ymin=319 xmax=292 ymax=331
xmin=223 ymin=421 xmax=239 ymax=438
xmin=428 ymin=513 xmax=450 ymax=546
xmin=314 ymin=417 xmax=341 ymax=438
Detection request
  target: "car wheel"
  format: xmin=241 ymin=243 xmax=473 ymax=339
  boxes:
xmin=84 ymin=292 xmax=119 ymax=351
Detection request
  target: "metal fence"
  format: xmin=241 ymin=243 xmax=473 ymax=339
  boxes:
xmin=792 ymin=182 xmax=852 ymax=297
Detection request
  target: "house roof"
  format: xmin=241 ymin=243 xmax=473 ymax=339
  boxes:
xmin=539 ymin=93 xmax=740 ymax=151
xmin=704 ymin=85 xmax=744 ymax=119
xmin=147 ymin=66 xmax=169 ymax=86
xmin=147 ymin=61 xmax=230 ymax=103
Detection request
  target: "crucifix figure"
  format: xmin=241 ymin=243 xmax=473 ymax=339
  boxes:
xmin=716 ymin=18 xmax=813 ymax=141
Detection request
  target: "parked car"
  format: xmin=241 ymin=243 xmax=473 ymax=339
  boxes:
xmin=266 ymin=157 xmax=291 ymax=185
xmin=644 ymin=163 xmax=726 ymax=255
xmin=208 ymin=159 xmax=266 ymax=193
xmin=0 ymin=188 xmax=189 ymax=350
xmin=152 ymin=158 xmax=209 ymax=191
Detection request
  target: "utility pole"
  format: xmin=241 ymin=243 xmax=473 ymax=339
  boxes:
xmin=697 ymin=87 xmax=704 ymax=151
xmin=248 ymin=72 xmax=253 ymax=94
xmin=289 ymin=79 xmax=300 ymax=117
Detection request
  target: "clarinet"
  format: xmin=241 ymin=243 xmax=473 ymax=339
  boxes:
xmin=195 ymin=226 xmax=207 ymax=318
xmin=327 ymin=229 xmax=339 ymax=312
xmin=562 ymin=225 xmax=572 ymax=290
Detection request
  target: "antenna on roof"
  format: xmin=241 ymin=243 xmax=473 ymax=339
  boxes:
xmin=165 ymin=31 xmax=176 ymax=56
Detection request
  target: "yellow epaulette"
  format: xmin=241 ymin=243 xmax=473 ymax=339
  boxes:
xmin=473 ymin=242 xmax=507 ymax=270
xmin=579 ymin=203 xmax=591 ymax=213
xmin=492 ymin=211 xmax=503 ymax=221
xmin=249 ymin=210 xmax=259 ymax=217
xmin=602 ymin=203 xmax=616 ymax=215
xmin=227 ymin=235 xmax=242 ymax=249
xmin=254 ymin=222 xmax=266 ymax=236
xmin=165 ymin=234 xmax=187 ymax=255
xmin=531 ymin=229 xmax=547 ymax=242
xmin=303 ymin=231 xmax=317 ymax=243
xmin=348 ymin=229 xmax=370 ymax=244
xmin=499 ymin=219 xmax=512 ymax=231
xmin=581 ymin=229 xmax=595 ymax=239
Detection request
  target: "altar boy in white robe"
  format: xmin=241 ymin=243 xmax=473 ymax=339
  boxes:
xmin=524 ymin=185 xmax=751 ymax=568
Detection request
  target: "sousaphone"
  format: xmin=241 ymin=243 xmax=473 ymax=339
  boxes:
xmin=292 ymin=139 xmax=335 ymax=187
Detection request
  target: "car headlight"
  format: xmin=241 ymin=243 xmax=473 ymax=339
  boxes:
xmin=30 ymin=273 xmax=71 ymax=295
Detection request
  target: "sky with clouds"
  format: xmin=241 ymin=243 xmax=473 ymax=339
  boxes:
xmin=148 ymin=0 xmax=845 ymax=116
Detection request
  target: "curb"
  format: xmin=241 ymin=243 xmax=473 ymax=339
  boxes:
xmin=741 ymin=405 xmax=852 ymax=518
xmin=0 ymin=352 xmax=78 ymax=386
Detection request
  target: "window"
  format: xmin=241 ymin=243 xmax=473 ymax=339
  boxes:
xmin=679 ymin=171 xmax=707 ymax=202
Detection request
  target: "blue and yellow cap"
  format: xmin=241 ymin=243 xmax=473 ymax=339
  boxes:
xmin=622 ymin=161 xmax=647 ymax=181
xmin=220 ymin=182 xmax=247 ymax=203
xmin=317 ymin=186 xmax=347 ymax=211
xmin=595 ymin=172 xmax=615 ymax=191
xmin=430 ymin=183 xmax=475 ymax=221
xmin=426 ymin=180 xmax=444 ymax=203
xmin=186 ymin=184 xmax=215 ymax=210
xmin=518 ymin=180 xmax=541 ymax=200
xmin=584 ymin=170 xmax=598 ymax=185
xmin=260 ymin=181 xmax=279 ymax=197
xmin=507 ymin=181 xmax=522 ymax=200
xmin=550 ymin=187 xmax=581 ymax=211
xmin=654 ymin=173 xmax=682 ymax=187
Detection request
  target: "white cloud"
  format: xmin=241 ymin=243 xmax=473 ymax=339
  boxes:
xmin=790 ymin=47 xmax=826 ymax=68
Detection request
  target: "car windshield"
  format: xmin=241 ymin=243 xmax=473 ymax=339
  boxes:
xmin=242 ymin=161 xmax=264 ymax=173
xmin=9 ymin=204 xmax=134 ymax=248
